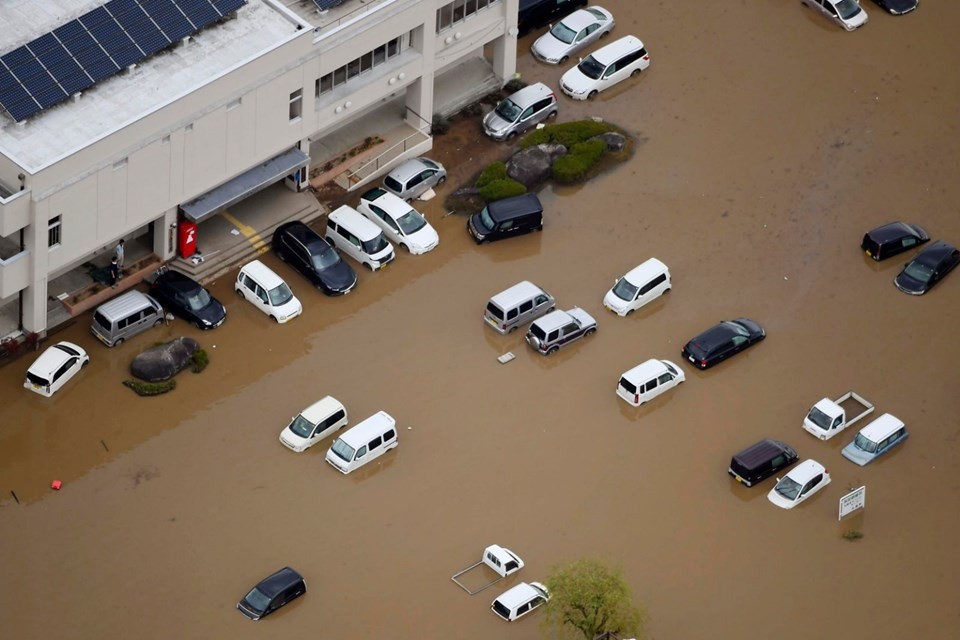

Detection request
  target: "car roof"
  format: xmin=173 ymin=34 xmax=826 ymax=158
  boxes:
xmin=278 ymin=220 xmax=326 ymax=247
xmin=28 ymin=341 xmax=85 ymax=377
xmin=858 ymin=413 xmax=905 ymax=441
xmin=490 ymin=280 xmax=548 ymax=308
xmin=560 ymin=8 xmax=603 ymax=30
xmin=590 ymin=35 xmax=643 ymax=66
xmin=785 ymin=459 xmax=826 ymax=483
xmin=487 ymin=193 xmax=542 ymax=222
xmin=95 ymin=290 xmax=157 ymax=319
xmin=388 ymin=157 xmax=437 ymax=182
xmin=867 ymin=221 xmax=918 ymax=243
xmin=733 ymin=439 xmax=792 ymax=467
xmin=621 ymin=359 xmax=670 ymax=383
xmin=299 ymin=396 xmax=345 ymax=424
xmin=157 ymin=269 xmax=202 ymax=293
xmin=622 ymin=258 xmax=668 ymax=285
xmin=337 ymin=411 xmax=396 ymax=447
xmin=503 ymin=82 xmax=554 ymax=108
xmin=256 ymin=567 xmax=304 ymax=597
xmin=532 ymin=309 xmax=574 ymax=332
xmin=693 ymin=321 xmax=739 ymax=349
xmin=361 ymin=188 xmax=417 ymax=217
xmin=495 ymin=582 xmax=539 ymax=609
xmin=240 ymin=259 xmax=285 ymax=289
xmin=328 ymin=205 xmax=384 ymax=241
xmin=914 ymin=240 xmax=957 ymax=265
xmin=485 ymin=545 xmax=524 ymax=568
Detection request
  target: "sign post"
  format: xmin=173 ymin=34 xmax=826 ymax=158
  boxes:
xmin=839 ymin=486 xmax=866 ymax=521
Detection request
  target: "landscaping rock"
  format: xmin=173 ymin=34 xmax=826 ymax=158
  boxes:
xmin=506 ymin=144 xmax=566 ymax=188
xmin=591 ymin=132 xmax=627 ymax=152
xmin=130 ymin=337 xmax=201 ymax=382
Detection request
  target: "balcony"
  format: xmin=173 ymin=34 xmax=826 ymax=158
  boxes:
xmin=0 ymin=190 xmax=30 ymax=236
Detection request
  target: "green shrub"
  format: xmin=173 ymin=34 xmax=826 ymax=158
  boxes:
xmin=479 ymin=178 xmax=527 ymax=202
xmin=843 ymin=530 xmax=864 ymax=541
xmin=475 ymin=161 xmax=508 ymax=188
xmin=123 ymin=379 xmax=176 ymax=396
xmin=552 ymin=139 xmax=607 ymax=183
xmin=521 ymin=120 xmax=615 ymax=149
xmin=190 ymin=349 xmax=209 ymax=374
xmin=462 ymin=102 xmax=483 ymax=118
xmin=502 ymin=78 xmax=527 ymax=94
xmin=431 ymin=114 xmax=450 ymax=135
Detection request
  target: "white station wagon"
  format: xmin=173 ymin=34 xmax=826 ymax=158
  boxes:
xmin=23 ymin=341 xmax=89 ymax=397
xmin=491 ymin=581 xmax=550 ymax=622
xmin=767 ymin=460 xmax=831 ymax=509
xmin=356 ymin=188 xmax=439 ymax=255
xmin=279 ymin=396 xmax=348 ymax=453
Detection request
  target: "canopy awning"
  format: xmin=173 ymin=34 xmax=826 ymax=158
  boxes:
xmin=179 ymin=148 xmax=310 ymax=222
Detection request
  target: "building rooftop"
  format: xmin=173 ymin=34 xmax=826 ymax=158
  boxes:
xmin=0 ymin=0 xmax=302 ymax=171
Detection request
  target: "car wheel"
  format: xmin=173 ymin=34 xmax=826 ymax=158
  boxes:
xmin=560 ymin=56 xmax=568 ymax=64
xmin=437 ymin=175 xmax=446 ymax=185
xmin=600 ymin=30 xmax=611 ymax=39
xmin=81 ymin=359 xmax=90 ymax=368
xmin=547 ymin=110 xmax=558 ymax=120
xmin=364 ymin=262 xmax=375 ymax=271
xmin=114 ymin=338 xmax=124 ymax=346
xmin=585 ymin=328 xmax=596 ymax=337
xmin=509 ymin=326 xmax=518 ymax=333
xmin=587 ymin=90 xmax=598 ymax=100
xmin=631 ymin=68 xmax=642 ymax=77
xmin=235 ymin=287 xmax=243 ymax=297
xmin=547 ymin=346 xmax=559 ymax=355
xmin=153 ymin=318 xmax=163 ymax=328
xmin=277 ymin=249 xmax=286 ymax=262
xmin=507 ymin=131 xmax=517 ymax=141
xmin=270 ymin=315 xmax=279 ymax=323
xmin=400 ymin=243 xmax=410 ymax=253
xmin=626 ymin=309 xmax=634 ymax=316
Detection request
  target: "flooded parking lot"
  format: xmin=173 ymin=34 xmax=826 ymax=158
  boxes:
xmin=2 ymin=1 xmax=960 ymax=638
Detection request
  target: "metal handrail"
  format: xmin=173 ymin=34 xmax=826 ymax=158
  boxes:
xmin=344 ymin=125 xmax=430 ymax=183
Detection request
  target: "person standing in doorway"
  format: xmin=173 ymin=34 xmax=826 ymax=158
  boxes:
xmin=114 ymin=239 xmax=125 ymax=278
xmin=109 ymin=257 xmax=120 ymax=288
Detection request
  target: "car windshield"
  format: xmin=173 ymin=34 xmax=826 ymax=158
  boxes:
xmin=549 ymin=21 xmax=577 ymax=44
xmin=725 ymin=322 xmax=750 ymax=337
xmin=774 ymin=476 xmax=802 ymax=500
xmin=835 ymin=0 xmax=861 ymax=18
xmin=854 ymin=433 xmax=879 ymax=453
xmin=243 ymin=587 xmax=271 ymax=613
xmin=494 ymin=98 xmax=523 ymax=122
xmin=288 ymin=414 xmax=317 ymax=439
xmin=185 ymin=288 xmax=212 ymax=312
xmin=611 ymin=277 xmax=638 ymax=301
xmin=903 ymin=260 xmax=935 ymax=283
xmin=362 ymin=234 xmax=389 ymax=255
xmin=577 ymin=55 xmax=605 ymax=80
xmin=396 ymin=210 xmax=427 ymax=235
xmin=807 ymin=406 xmax=832 ymax=430
xmin=310 ymin=244 xmax=340 ymax=271
xmin=665 ymin=362 xmax=678 ymax=376
xmin=331 ymin=438 xmax=355 ymax=462
xmin=477 ymin=207 xmax=495 ymax=232
xmin=268 ymin=283 xmax=293 ymax=306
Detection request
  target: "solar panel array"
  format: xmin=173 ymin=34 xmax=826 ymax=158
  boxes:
xmin=0 ymin=0 xmax=247 ymax=123
xmin=313 ymin=0 xmax=347 ymax=11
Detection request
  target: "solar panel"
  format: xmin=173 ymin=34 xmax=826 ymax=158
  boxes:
xmin=313 ymin=0 xmax=347 ymax=10
xmin=0 ymin=0 xmax=248 ymax=121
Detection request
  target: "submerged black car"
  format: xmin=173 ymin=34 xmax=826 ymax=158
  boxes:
xmin=870 ymin=0 xmax=919 ymax=15
xmin=861 ymin=221 xmax=929 ymax=261
xmin=894 ymin=240 xmax=960 ymax=295
xmin=148 ymin=269 xmax=226 ymax=329
xmin=274 ymin=221 xmax=357 ymax=295
xmin=237 ymin=567 xmax=306 ymax=621
xmin=681 ymin=318 xmax=766 ymax=370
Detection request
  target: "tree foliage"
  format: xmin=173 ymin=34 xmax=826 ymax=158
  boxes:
xmin=541 ymin=558 xmax=647 ymax=640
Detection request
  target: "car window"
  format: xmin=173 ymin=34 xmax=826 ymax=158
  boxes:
xmin=519 ymin=300 xmax=533 ymax=313
xmin=770 ymin=454 xmax=785 ymax=468
xmin=384 ymin=175 xmax=403 ymax=192
xmin=547 ymin=330 xmax=559 ymax=342
xmin=802 ymin=474 xmax=823 ymax=495
xmin=349 ymin=233 xmax=362 ymax=249
xmin=507 ymin=307 xmax=519 ymax=320
xmin=324 ymin=409 xmax=346 ymax=429
xmin=562 ymin=322 xmax=578 ymax=335
xmin=355 ymin=445 xmax=368 ymax=459
xmin=520 ymin=106 xmax=535 ymax=121
xmin=619 ymin=377 xmax=637 ymax=394
xmin=731 ymin=335 xmax=748 ymax=347
xmin=384 ymin=429 xmax=395 ymax=440
xmin=535 ymin=295 xmax=549 ymax=305
xmin=495 ymin=98 xmax=523 ymax=121
xmin=602 ymin=62 xmax=617 ymax=78
xmin=638 ymin=276 xmax=661 ymax=296
xmin=500 ymin=219 xmax=515 ymax=231
xmin=832 ymin=415 xmax=842 ymax=428
xmin=517 ymin=603 xmax=530 ymax=615
xmin=368 ymin=435 xmax=383 ymax=449
xmin=257 ymin=286 xmax=269 ymax=305
xmin=902 ymin=236 xmax=917 ymax=248
xmin=657 ymin=372 xmax=673 ymax=384
xmin=533 ymin=98 xmax=551 ymax=113
xmin=644 ymin=378 xmax=659 ymax=392
xmin=53 ymin=359 xmax=74 ymax=382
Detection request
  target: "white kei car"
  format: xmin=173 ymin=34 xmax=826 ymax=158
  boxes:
xmin=603 ymin=258 xmax=670 ymax=316
xmin=279 ymin=396 xmax=348 ymax=453
xmin=491 ymin=582 xmax=550 ymax=622
xmin=767 ymin=460 xmax=831 ymax=509
xmin=801 ymin=0 xmax=869 ymax=31
xmin=23 ymin=341 xmax=89 ymax=397
xmin=356 ymin=188 xmax=440 ymax=255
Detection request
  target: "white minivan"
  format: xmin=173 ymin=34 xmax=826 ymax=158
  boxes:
xmin=603 ymin=258 xmax=670 ymax=316
xmin=325 ymin=411 xmax=398 ymax=474
xmin=279 ymin=396 xmax=348 ymax=453
xmin=235 ymin=260 xmax=302 ymax=323
xmin=560 ymin=35 xmax=650 ymax=100
xmin=325 ymin=205 xmax=395 ymax=271
xmin=616 ymin=358 xmax=685 ymax=406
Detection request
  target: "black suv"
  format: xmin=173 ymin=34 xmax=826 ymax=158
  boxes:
xmin=861 ymin=221 xmax=929 ymax=261
xmin=148 ymin=268 xmax=226 ymax=329
xmin=728 ymin=439 xmax=798 ymax=487
xmin=274 ymin=221 xmax=357 ymax=295
xmin=237 ymin=567 xmax=306 ymax=621
xmin=681 ymin=318 xmax=765 ymax=370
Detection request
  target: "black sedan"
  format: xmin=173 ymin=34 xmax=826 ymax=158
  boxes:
xmin=273 ymin=221 xmax=357 ymax=295
xmin=237 ymin=566 xmax=306 ymax=621
xmin=870 ymin=0 xmax=919 ymax=15
xmin=894 ymin=240 xmax=960 ymax=295
xmin=681 ymin=318 xmax=766 ymax=370
xmin=861 ymin=221 xmax=929 ymax=261
xmin=148 ymin=268 xmax=226 ymax=329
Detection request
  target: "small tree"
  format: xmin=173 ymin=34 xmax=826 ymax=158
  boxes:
xmin=541 ymin=558 xmax=647 ymax=640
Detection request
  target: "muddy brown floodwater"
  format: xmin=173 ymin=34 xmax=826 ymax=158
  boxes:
xmin=3 ymin=2 xmax=960 ymax=639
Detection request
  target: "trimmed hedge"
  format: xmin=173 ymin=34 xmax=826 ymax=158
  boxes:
xmin=552 ymin=139 xmax=607 ymax=184
xmin=476 ymin=161 xmax=508 ymax=188
xmin=520 ymin=120 xmax=615 ymax=149
xmin=479 ymin=178 xmax=527 ymax=202
xmin=191 ymin=349 xmax=209 ymax=374
xmin=123 ymin=379 xmax=177 ymax=396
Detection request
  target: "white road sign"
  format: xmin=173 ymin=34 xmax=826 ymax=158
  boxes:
xmin=839 ymin=486 xmax=866 ymax=520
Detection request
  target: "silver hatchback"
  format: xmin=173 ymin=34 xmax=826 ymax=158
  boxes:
xmin=483 ymin=82 xmax=559 ymax=141
xmin=383 ymin=157 xmax=447 ymax=200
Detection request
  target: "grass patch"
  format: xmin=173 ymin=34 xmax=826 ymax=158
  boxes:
xmin=479 ymin=179 xmax=526 ymax=202
xmin=123 ymin=379 xmax=177 ymax=396
xmin=552 ymin=139 xmax=607 ymax=184
xmin=190 ymin=349 xmax=209 ymax=374
xmin=842 ymin=530 xmax=864 ymax=541
xmin=520 ymin=120 xmax=616 ymax=149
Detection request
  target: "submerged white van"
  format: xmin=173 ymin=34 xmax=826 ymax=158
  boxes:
xmin=603 ymin=258 xmax=671 ymax=316
xmin=616 ymin=358 xmax=685 ymax=406
xmin=560 ymin=35 xmax=650 ymax=100
xmin=235 ymin=260 xmax=302 ymax=323
xmin=325 ymin=411 xmax=398 ymax=474
xmin=325 ymin=205 xmax=395 ymax=271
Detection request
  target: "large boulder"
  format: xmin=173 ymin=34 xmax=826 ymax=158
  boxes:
xmin=506 ymin=144 xmax=567 ymax=189
xmin=590 ymin=132 xmax=627 ymax=152
xmin=130 ymin=337 xmax=200 ymax=382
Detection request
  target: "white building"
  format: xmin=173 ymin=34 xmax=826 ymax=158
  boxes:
xmin=0 ymin=0 xmax=519 ymax=335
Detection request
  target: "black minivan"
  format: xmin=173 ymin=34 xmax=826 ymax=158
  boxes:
xmin=467 ymin=193 xmax=544 ymax=244
xmin=518 ymin=0 xmax=588 ymax=35
xmin=728 ymin=439 xmax=798 ymax=487
xmin=237 ymin=567 xmax=306 ymax=621
xmin=861 ymin=221 xmax=929 ymax=261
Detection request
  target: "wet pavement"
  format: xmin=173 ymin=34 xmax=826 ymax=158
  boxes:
xmin=3 ymin=1 xmax=960 ymax=638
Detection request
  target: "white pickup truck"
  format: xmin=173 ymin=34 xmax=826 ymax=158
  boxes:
xmin=803 ymin=391 xmax=875 ymax=441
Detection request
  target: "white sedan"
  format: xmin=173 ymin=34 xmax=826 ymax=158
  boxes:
xmin=531 ymin=6 xmax=615 ymax=65
xmin=767 ymin=460 xmax=831 ymax=509
xmin=24 ymin=341 xmax=89 ymax=397
xmin=357 ymin=187 xmax=439 ymax=255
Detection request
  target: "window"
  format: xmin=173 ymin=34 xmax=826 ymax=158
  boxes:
xmin=519 ymin=300 xmax=533 ymax=314
xmin=289 ymin=89 xmax=303 ymax=121
xmin=644 ymin=379 xmax=659 ymax=393
xmin=356 ymin=445 xmax=368 ymax=459
xmin=436 ymin=0 xmax=499 ymax=32
xmin=547 ymin=330 xmax=559 ymax=342
xmin=48 ymin=215 xmax=62 ymax=248
xmin=657 ymin=372 xmax=673 ymax=384
xmin=506 ymin=307 xmax=519 ymax=321
xmin=325 ymin=410 xmax=346 ymax=428
xmin=384 ymin=429 xmax=395 ymax=440
xmin=368 ymin=436 xmax=383 ymax=449
xmin=639 ymin=274 xmax=666 ymax=295
xmin=517 ymin=603 xmax=529 ymax=616
xmin=562 ymin=323 xmax=578 ymax=336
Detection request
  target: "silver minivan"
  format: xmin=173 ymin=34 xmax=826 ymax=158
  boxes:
xmin=483 ymin=82 xmax=559 ymax=141
xmin=484 ymin=281 xmax=555 ymax=334
xmin=91 ymin=290 xmax=165 ymax=347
